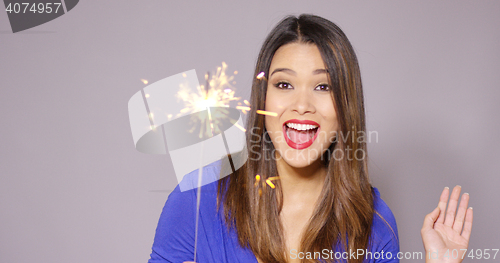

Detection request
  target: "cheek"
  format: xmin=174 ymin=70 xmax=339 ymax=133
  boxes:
xmin=264 ymin=93 xmax=272 ymax=131
xmin=320 ymin=105 xmax=340 ymax=137
xmin=330 ymin=114 xmax=339 ymax=130
xmin=264 ymin=90 xmax=274 ymax=111
xmin=319 ymin=99 xmax=338 ymax=124
xmin=265 ymin=87 xmax=287 ymax=112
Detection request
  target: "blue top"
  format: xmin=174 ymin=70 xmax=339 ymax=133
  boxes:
xmin=148 ymin=161 xmax=400 ymax=262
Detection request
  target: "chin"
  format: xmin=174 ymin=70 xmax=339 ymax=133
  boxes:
xmin=283 ymin=159 xmax=316 ymax=169
xmin=276 ymin=147 xmax=324 ymax=168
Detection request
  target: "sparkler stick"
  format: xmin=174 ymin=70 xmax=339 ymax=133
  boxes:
xmin=193 ymin=139 xmax=204 ymax=262
xmin=205 ymin=73 xmax=215 ymax=136
xmin=193 ymin=72 xmax=237 ymax=261
xmin=193 ymin=72 xmax=212 ymax=261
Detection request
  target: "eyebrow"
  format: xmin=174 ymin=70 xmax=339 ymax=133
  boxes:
xmin=270 ymin=68 xmax=328 ymax=76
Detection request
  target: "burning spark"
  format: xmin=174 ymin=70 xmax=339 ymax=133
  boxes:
xmin=236 ymin=106 xmax=251 ymax=111
xmin=244 ymin=100 xmax=250 ymax=106
xmin=254 ymin=174 xmax=261 ymax=187
xmin=234 ymin=71 xmax=238 ymax=75
xmin=234 ymin=123 xmax=246 ymax=132
xmin=141 ymin=79 xmax=149 ymax=85
xmin=265 ymin=179 xmax=276 ymax=189
xmin=236 ymin=105 xmax=250 ymax=115
xmin=267 ymin=176 xmax=279 ymax=181
xmin=176 ymin=62 xmax=241 ymax=138
xmin=256 ymin=72 xmax=265 ymax=79
xmin=145 ymin=93 xmax=150 ymax=98
xmin=256 ymin=110 xmax=278 ymax=117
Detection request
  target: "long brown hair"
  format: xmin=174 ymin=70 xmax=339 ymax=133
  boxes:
xmin=218 ymin=14 xmax=373 ymax=263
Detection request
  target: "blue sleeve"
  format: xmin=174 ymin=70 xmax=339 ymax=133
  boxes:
xmin=368 ymin=188 xmax=400 ymax=262
xmin=148 ymin=184 xmax=196 ymax=263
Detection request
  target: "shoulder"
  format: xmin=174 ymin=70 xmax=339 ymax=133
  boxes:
xmin=369 ymin=187 xmax=400 ymax=256
xmin=148 ymin=160 xmax=223 ymax=262
xmin=177 ymin=159 xmax=223 ymax=192
xmin=163 ymin=160 xmax=223 ymax=216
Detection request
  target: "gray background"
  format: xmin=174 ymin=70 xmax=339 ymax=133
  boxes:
xmin=1 ymin=1 xmax=499 ymax=262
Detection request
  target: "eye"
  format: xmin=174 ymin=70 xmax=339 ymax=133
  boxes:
xmin=273 ymin=81 xmax=293 ymax=90
xmin=315 ymin=83 xmax=330 ymax=91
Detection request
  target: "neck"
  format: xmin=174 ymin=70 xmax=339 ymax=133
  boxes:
xmin=275 ymin=158 xmax=327 ymax=200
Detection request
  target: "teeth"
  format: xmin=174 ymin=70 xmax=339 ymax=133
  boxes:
xmin=286 ymin=123 xmax=318 ymax=131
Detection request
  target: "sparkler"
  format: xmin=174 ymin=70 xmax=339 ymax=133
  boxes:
xmin=171 ymin=62 xmax=252 ymax=261
xmin=175 ymin=62 xmax=241 ymax=139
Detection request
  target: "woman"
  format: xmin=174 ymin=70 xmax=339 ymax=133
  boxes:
xmin=148 ymin=14 xmax=473 ymax=263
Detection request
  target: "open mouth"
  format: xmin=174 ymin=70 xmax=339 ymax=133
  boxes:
xmin=283 ymin=119 xmax=320 ymax=150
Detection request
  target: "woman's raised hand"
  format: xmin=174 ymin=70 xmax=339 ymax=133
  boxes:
xmin=421 ymin=186 xmax=473 ymax=263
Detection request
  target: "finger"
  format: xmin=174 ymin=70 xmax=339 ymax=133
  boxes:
xmin=452 ymin=193 xmax=469 ymax=232
xmin=444 ymin=185 xmax=461 ymax=227
xmin=461 ymin=207 xmax=473 ymax=241
xmin=422 ymin=206 xmax=440 ymax=232
xmin=436 ymin=187 xmax=449 ymax=224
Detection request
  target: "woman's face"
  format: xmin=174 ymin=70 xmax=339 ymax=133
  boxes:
xmin=265 ymin=42 xmax=338 ymax=168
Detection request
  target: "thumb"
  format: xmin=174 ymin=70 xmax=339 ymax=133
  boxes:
xmin=422 ymin=206 xmax=440 ymax=232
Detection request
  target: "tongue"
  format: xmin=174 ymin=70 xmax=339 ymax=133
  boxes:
xmin=288 ymin=127 xmax=316 ymax=144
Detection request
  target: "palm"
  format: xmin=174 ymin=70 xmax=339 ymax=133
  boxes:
xmin=421 ymin=186 xmax=473 ymax=263
xmin=424 ymin=221 xmax=468 ymax=257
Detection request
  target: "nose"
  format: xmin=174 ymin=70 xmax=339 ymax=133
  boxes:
xmin=291 ymin=88 xmax=315 ymax=115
